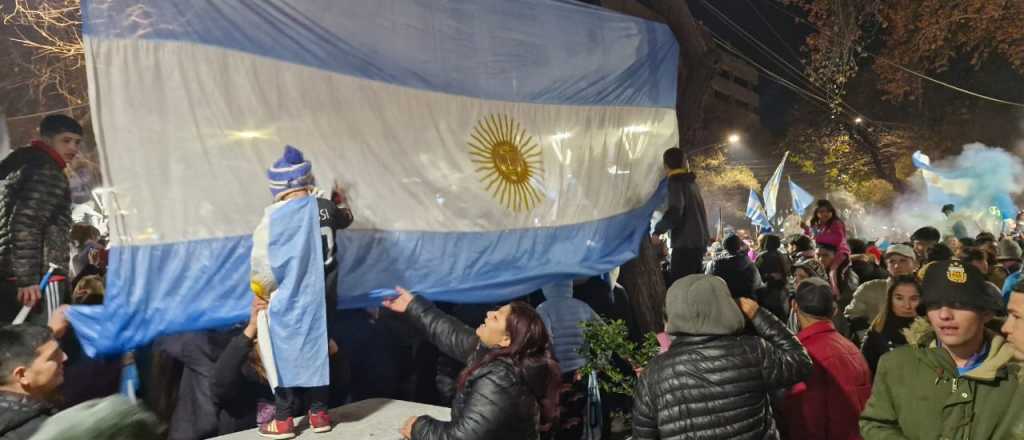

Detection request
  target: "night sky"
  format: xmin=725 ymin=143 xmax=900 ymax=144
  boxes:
xmin=688 ymin=0 xmax=812 ymax=135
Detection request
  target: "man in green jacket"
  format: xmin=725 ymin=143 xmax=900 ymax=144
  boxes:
xmin=860 ymin=260 xmax=1024 ymax=439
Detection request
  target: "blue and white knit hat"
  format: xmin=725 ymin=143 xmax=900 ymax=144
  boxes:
xmin=267 ymin=145 xmax=314 ymax=199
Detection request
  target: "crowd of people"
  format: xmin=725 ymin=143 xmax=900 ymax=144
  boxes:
xmin=1 ymin=119 xmax=1023 ymax=440
xmin=685 ymin=193 xmax=1024 ymax=438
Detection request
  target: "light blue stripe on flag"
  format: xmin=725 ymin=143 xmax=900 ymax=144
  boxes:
xmin=266 ymin=196 xmax=328 ymax=388
xmin=746 ymin=190 xmax=771 ymax=230
xmin=81 ymin=0 xmax=677 ymax=108
xmin=788 ymin=178 xmax=815 ymax=216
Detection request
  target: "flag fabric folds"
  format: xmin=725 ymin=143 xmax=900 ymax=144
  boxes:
xmin=762 ymin=151 xmax=788 ymax=220
xmin=255 ymin=196 xmax=329 ymax=388
xmin=746 ymin=190 xmax=772 ymax=230
xmin=912 ymin=149 xmax=1015 ymax=220
xmin=788 ymin=177 xmax=815 ymax=217
xmin=69 ymin=0 xmax=679 ymax=355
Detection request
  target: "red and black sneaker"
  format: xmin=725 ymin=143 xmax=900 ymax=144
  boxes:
xmin=258 ymin=417 xmax=295 ymax=439
xmin=308 ymin=410 xmax=333 ymax=433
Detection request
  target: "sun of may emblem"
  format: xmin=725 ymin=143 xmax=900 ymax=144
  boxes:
xmin=468 ymin=114 xmax=544 ymax=212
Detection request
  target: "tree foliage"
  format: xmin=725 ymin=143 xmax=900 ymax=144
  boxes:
xmin=2 ymin=0 xmax=86 ymax=109
xmin=779 ymin=0 xmax=1024 ymax=206
xmin=786 ymin=0 xmax=1024 ymax=103
xmin=579 ymin=319 xmax=660 ymax=396
xmin=689 ymin=148 xmax=758 ymax=218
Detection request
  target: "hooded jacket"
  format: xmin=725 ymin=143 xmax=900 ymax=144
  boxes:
xmin=653 ymin=172 xmax=710 ymax=250
xmin=536 ymin=281 xmax=598 ymax=373
xmin=632 ymin=308 xmax=813 ymax=440
xmin=407 ymin=297 xmax=548 ymax=440
xmin=860 ymin=318 xmax=1024 ymax=439
xmin=0 ymin=391 xmax=54 ymax=440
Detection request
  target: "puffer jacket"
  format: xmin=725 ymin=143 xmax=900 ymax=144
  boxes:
xmin=0 ymin=391 xmax=55 ymax=440
xmin=0 ymin=143 xmax=71 ymax=285
xmin=860 ymin=319 xmax=1024 ymax=439
xmin=632 ymin=308 xmax=813 ymax=440
xmin=536 ymin=281 xmax=598 ymax=373
xmin=407 ymin=296 xmax=546 ymax=440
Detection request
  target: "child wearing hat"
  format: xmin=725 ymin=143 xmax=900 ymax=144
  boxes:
xmin=253 ymin=145 xmax=353 ymax=438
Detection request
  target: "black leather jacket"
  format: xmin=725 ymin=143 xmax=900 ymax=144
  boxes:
xmin=632 ymin=309 xmax=812 ymax=440
xmin=0 ymin=145 xmax=71 ymax=285
xmin=407 ymin=296 xmax=543 ymax=440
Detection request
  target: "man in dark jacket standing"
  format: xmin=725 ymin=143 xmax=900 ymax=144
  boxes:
xmin=0 ymin=324 xmax=66 ymax=439
xmin=652 ymin=147 xmax=710 ymax=285
xmin=632 ymin=274 xmax=812 ymax=439
xmin=782 ymin=278 xmax=871 ymax=440
xmin=0 ymin=115 xmax=79 ymax=324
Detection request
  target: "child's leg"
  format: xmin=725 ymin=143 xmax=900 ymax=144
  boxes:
xmin=307 ymin=386 xmax=330 ymax=413
xmin=274 ymin=387 xmax=298 ymax=421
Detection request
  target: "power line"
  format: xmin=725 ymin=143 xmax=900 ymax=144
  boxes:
xmin=745 ymin=0 xmax=805 ymax=64
xmin=6 ymin=103 xmax=88 ymax=121
xmin=876 ymin=59 xmax=1024 ymax=108
xmin=761 ymin=0 xmax=1024 ymax=108
xmin=701 ymin=0 xmax=864 ymax=118
xmin=708 ymin=32 xmax=834 ymax=112
xmin=700 ymin=0 xmax=823 ymax=96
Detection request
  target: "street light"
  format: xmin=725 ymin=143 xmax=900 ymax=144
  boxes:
xmin=684 ymin=132 xmax=743 ymax=169
xmin=854 ymin=117 xmax=863 ymax=124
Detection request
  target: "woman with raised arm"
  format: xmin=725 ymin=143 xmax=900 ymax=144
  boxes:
xmin=383 ymin=287 xmax=561 ymax=440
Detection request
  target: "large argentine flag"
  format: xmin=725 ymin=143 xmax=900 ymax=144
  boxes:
xmin=69 ymin=0 xmax=679 ymax=355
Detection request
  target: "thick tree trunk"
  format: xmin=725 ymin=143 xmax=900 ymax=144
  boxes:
xmin=602 ymin=0 xmax=717 ymax=334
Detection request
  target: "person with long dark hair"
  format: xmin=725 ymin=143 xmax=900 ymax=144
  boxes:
xmin=382 ymin=287 xmax=561 ymax=440
xmin=802 ymin=199 xmax=850 ymax=257
xmin=860 ymin=275 xmax=920 ymax=374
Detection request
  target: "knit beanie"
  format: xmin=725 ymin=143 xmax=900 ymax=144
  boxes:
xmin=665 ymin=274 xmax=745 ymax=336
xmin=918 ymin=260 xmax=1005 ymax=315
xmin=267 ymin=145 xmax=314 ymax=200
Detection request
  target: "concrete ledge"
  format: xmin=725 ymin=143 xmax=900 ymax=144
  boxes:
xmin=212 ymin=398 xmax=451 ymax=439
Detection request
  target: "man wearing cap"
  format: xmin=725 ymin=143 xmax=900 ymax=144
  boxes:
xmin=844 ymin=244 xmax=919 ymax=342
xmin=910 ymin=226 xmax=941 ymax=263
xmin=782 ymin=278 xmax=871 ymax=440
xmin=860 ymin=260 xmax=1024 ymax=439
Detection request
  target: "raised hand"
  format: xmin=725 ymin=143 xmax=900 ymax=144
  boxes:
xmin=738 ymin=297 xmax=760 ymax=320
xmin=381 ymin=286 xmax=414 ymax=314
xmin=243 ymin=296 xmax=268 ymax=339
